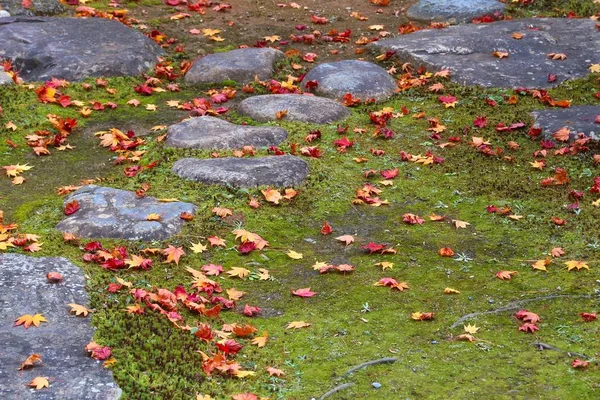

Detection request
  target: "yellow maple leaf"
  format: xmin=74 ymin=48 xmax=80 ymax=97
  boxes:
xmin=565 ymin=260 xmax=589 ymax=271
xmin=264 ymin=35 xmax=281 ymax=42
xmin=463 ymin=324 xmax=480 ymax=334
xmin=226 ymin=288 xmax=245 ymax=301
xmin=202 ymin=28 xmax=221 ymax=36
xmin=589 ymin=64 xmax=600 ymax=73
xmin=532 ymin=259 xmax=551 ymax=271
xmin=444 ymin=287 xmax=460 ymax=294
xmin=28 ymin=376 xmax=49 ymax=390
xmin=375 ymin=262 xmax=394 ymax=271
xmin=251 ymin=331 xmax=268 ymax=347
xmin=286 ymin=250 xmax=303 ymax=259
xmin=67 ymin=303 xmax=92 ymax=317
xmin=257 ymin=268 xmax=270 ymax=280
xmin=14 ymin=313 xmax=47 ymax=328
xmin=453 ymin=219 xmax=470 ymax=229
xmin=226 ymin=267 xmax=251 ymax=279
xmin=262 ymin=188 xmax=282 ymax=204
xmin=286 ymin=321 xmax=311 ymax=329
xmin=233 ymin=370 xmax=256 ymax=378
xmin=146 ymin=213 xmax=161 ymax=221
xmin=190 ymin=242 xmax=208 ymax=254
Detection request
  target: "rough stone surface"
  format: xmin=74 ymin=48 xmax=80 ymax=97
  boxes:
xmin=166 ymin=116 xmax=288 ymax=150
xmin=370 ymin=18 xmax=600 ymax=88
xmin=172 ymin=155 xmax=309 ymax=188
xmin=0 ymin=71 xmax=12 ymax=85
xmin=56 ymin=185 xmax=196 ymax=241
xmin=0 ymin=17 xmax=164 ymax=82
xmin=0 ymin=0 xmax=65 ymax=16
xmin=407 ymin=0 xmax=505 ymax=23
xmin=533 ymin=106 xmax=600 ymax=141
xmin=237 ymin=94 xmax=349 ymax=124
xmin=0 ymin=254 xmax=121 ymax=399
xmin=185 ymin=47 xmax=284 ymax=84
xmin=302 ymin=60 xmax=397 ymax=102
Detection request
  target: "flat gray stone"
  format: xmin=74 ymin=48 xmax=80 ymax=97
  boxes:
xmin=370 ymin=18 xmax=600 ymax=88
xmin=533 ymin=106 xmax=600 ymax=141
xmin=302 ymin=60 xmax=397 ymax=102
xmin=0 ymin=71 xmax=12 ymax=85
xmin=0 ymin=0 xmax=65 ymax=16
xmin=185 ymin=47 xmax=284 ymax=84
xmin=0 ymin=254 xmax=121 ymax=400
xmin=237 ymin=94 xmax=349 ymax=124
xmin=0 ymin=17 xmax=164 ymax=81
xmin=165 ymin=116 xmax=288 ymax=150
xmin=172 ymin=155 xmax=309 ymax=188
xmin=407 ymin=0 xmax=505 ymax=23
xmin=56 ymin=185 xmax=196 ymax=241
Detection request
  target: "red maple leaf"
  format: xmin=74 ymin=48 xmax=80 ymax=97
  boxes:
xmin=580 ymin=312 xmax=597 ymax=322
xmin=320 ymin=221 xmax=333 ymax=235
xmin=216 ymin=339 xmax=243 ymax=355
xmin=518 ymin=323 xmax=539 ymax=334
xmin=243 ymin=304 xmax=261 ymax=317
xmin=64 ymin=200 xmax=80 ymax=215
xmin=515 ymin=310 xmax=541 ymax=324
xmin=380 ymin=168 xmax=399 ymax=179
xmin=201 ymin=264 xmax=223 ymax=276
xmin=572 ymin=359 xmax=590 ymax=369
xmin=362 ymin=242 xmax=386 ymax=254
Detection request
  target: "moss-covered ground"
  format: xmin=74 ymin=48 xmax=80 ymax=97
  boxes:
xmin=2 ymin=1 xmax=600 ymax=399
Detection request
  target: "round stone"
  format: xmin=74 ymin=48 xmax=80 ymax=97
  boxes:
xmin=302 ymin=60 xmax=397 ymax=102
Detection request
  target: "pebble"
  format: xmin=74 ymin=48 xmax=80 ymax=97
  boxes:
xmin=372 ymin=382 xmax=382 ymax=389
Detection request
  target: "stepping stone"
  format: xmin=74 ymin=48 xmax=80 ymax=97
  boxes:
xmin=0 ymin=0 xmax=65 ymax=16
xmin=370 ymin=18 xmax=600 ymax=88
xmin=0 ymin=17 xmax=164 ymax=82
xmin=302 ymin=60 xmax=397 ymax=102
xmin=185 ymin=47 xmax=284 ymax=84
xmin=56 ymin=185 xmax=196 ymax=241
xmin=0 ymin=71 xmax=12 ymax=85
xmin=532 ymin=106 xmax=600 ymax=141
xmin=0 ymin=254 xmax=121 ymax=399
xmin=172 ymin=155 xmax=309 ymax=188
xmin=237 ymin=94 xmax=349 ymax=124
xmin=407 ymin=0 xmax=505 ymax=23
xmin=165 ymin=116 xmax=288 ymax=150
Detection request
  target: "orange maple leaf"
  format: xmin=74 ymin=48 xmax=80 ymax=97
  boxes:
xmin=163 ymin=245 xmax=185 ymax=265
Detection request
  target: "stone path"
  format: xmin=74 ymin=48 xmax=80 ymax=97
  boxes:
xmin=407 ymin=0 xmax=505 ymax=23
xmin=533 ymin=106 xmax=600 ymax=141
xmin=370 ymin=18 xmax=600 ymax=88
xmin=0 ymin=17 xmax=164 ymax=82
xmin=172 ymin=155 xmax=309 ymax=188
xmin=237 ymin=94 xmax=349 ymax=124
xmin=56 ymin=185 xmax=196 ymax=241
xmin=0 ymin=254 xmax=121 ymax=399
xmin=165 ymin=116 xmax=288 ymax=150
xmin=185 ymin=48 xmax=284 ymax=85
xmin=302 ymin=60 xmax=397 ymax=102
xmin=0 ymin=0 xmax=65 ymax=16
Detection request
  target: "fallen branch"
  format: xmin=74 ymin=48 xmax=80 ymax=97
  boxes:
xmin=532 ymin=342 xmax=589 ymax=359
xmin=319 ymin=383 xmax=354 ymax=400
xmin=450 ymin=294 xmax=594 ymax=329
xmin=343 ymin=357 xmax=398 ymax=376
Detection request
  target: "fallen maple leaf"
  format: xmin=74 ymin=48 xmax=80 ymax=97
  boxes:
xmin=532 ymin=259 xmax=551 ymax=271
xmin=227 ymin=267 xmax=251 ymax=279
xmin=580 ymin=312 xmax=597 ymax=322
xmin=64 ymin=200 xmax=80 ymax=216
xmin=321 ymin=221 xmax=333 ymax=235
xmin=67 ymin=303 xmax=92 ymax=317
xmin=286 ymin=321 xmax=311 ymax=329
xmin=286 ymin=250 xmax=303 ymax=259
xmin=251 ymin=331 xmax=268 ymax=348
xmin=515 ymin=310 xmax=541 ymax=324
xmin=14 ymin=313 xmax=47 ymax=329
xmin=292 ymin=288 xmax=317 ymax=298
xmin=551 ymin=247 xmax=565 ymax=258
xmin=464 ymin=324 xmax=480 ymax=334
xmin=375 ymin=262 xmax=394 ymax=271
xmin=28 ymin=376 xmax=49 ymax=390
xmin=439 ymin=247 xmax=454 ymax=257
xmin=518 ymin=323 xmax=539 ymax=334
xmin=190 ymin=242 xmax=208 ymax=253
xmin=444 ymin=287 xmax=460 ymax=294
xmin=19 ymin=354 xmax=42 ymax=370
xmin=261 ymin=188 xmax=282 ymax=204
xmin=207 ymin=236 xmax=226 ymax=247
xmin=411 ymin=312 xmax=434 ymax=321
xmin=212 ymin=207 xmax=232 ymax=218
xmin=452 ymin=219 xmax=470 ymax=229
xmin=495 ymin=270 xmax=518 ymax=280
xmin=161 ymin=246 xmax=185 ymax=266
xmin=46 ymin=272 xmax=64 ymax=283
xmin=335 ymin=235 xmax=354 ymax=245
xmin=565 ymin=260 xmax=589 ymax=271
xmin=266 ymin=366 xmax=285 ymax=377
xmin=572 ymin=359 xmax=590 ymax=369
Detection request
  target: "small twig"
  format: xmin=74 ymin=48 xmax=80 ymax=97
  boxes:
xmin=532 ymin=342 xmax=590 ymax=359
xmin=319 ymin=383 xmax=354 ymax=400
xmin=343 ymin=357 xmax=398 ymax=376
xmin=450 ymin=294 xmax=594 ymax=329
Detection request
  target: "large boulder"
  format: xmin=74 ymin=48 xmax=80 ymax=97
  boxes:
xmin=532 ymin=106 xmax=600 ymax=141
xmin=370 ymin=18 xmax=600 ymax=88
xmin=407 ymin=0 xmax=505 ymax=23
xmin=0 ymin=17 xmax=164 ymax=82
xmin=165 ymin=116 xmax=288 ymax=150
xmin=56 ymin=185 xmax=196 ymax=241
xmin=302 ymin=60 xmax=397 ymax=102
xmin=0 ymin=0 xmax=65 ymax=16
xmin=237 ymin=94 xmax=349 ymax=124
xmin=172 ymin=155 xmax=309 ymax=188
xmin=0 ymin=254 xmax=121 ymax=399
xmin=185 ymin=47 xmax=284 ymax=84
